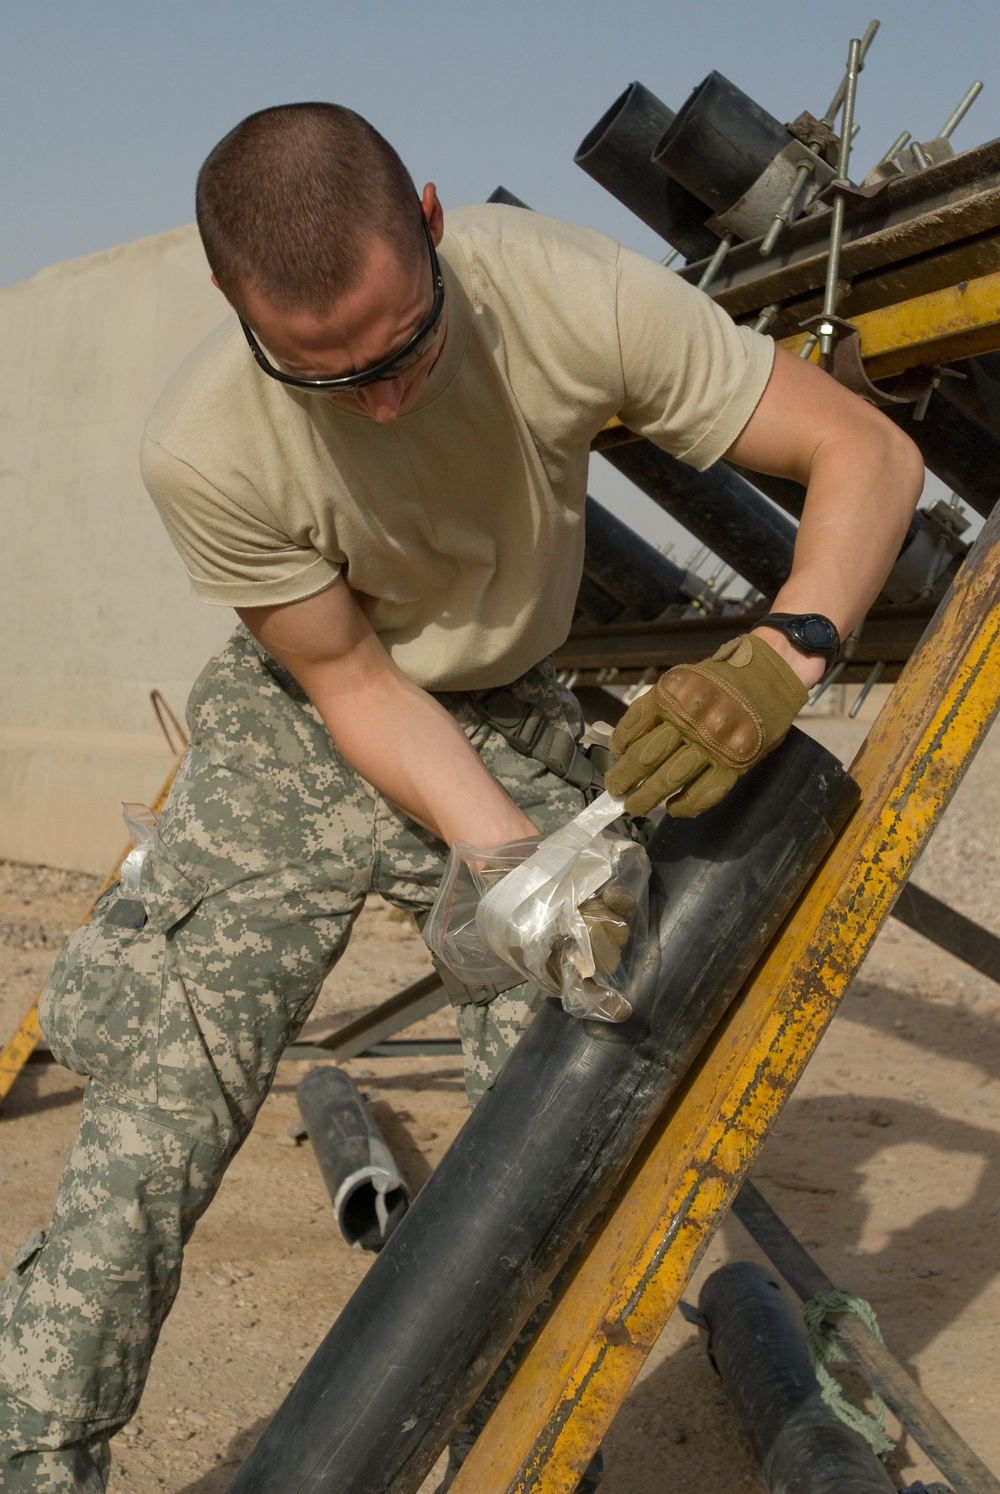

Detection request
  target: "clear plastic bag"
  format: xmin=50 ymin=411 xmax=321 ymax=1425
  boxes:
xmin=424 ymin=792 xmax=650 ymax=1023
xmin=118 ymin=803 xmax=159 ymax=900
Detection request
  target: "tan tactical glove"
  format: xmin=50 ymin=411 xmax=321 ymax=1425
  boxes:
xmin=604 ymin=634 xmax=808 ymax=819
xmin=579 ymin=884 xmax=636 ymax=976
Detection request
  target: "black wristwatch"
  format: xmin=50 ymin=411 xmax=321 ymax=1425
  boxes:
xmin=755 ymin=612 xmax=841 ymax=671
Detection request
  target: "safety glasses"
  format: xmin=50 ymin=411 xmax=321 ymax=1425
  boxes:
xmin=240 ymin=214 xmax=445 ymax=392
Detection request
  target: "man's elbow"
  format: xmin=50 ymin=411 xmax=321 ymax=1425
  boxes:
xmin=878 ymin=415 xmax=925 ymax=511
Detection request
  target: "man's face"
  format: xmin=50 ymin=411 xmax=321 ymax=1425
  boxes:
xmin=234 ymin=182 xmax=447 ymax=425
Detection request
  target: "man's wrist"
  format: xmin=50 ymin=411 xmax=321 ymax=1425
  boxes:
xmin=751 ymin=626 xmax=825 ymax=690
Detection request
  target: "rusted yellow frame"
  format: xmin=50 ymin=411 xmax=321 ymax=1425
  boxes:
xmin=452 ymin=471 xmax=1000 ymax=1491
xmin=779 ymin=268 xmax=1000 ymax=377
xmin=0 ymin=763 xmax=180 ymax=1112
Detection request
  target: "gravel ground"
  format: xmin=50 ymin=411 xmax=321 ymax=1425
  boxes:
xmin=1 ymin=715 xmax=998 ymax=1492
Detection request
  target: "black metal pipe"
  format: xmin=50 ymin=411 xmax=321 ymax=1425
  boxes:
xmin=296 ymin=1068 xmax=410 ymax=1253
xmin=602 ymin=439 xmax=797 ymax=598
xmin=699 ymin=1263 xmax=897 ymax=1493
xmin=944 ymin=353 xmax=1000 ymax=441
xmin=486 ymin=184 xmax=531 ymax=210
xmin=584 ymin=495 xmax=687 ymax=617
xmin=726 ymin=461 xmax=806 ymax=521
xmin=652 ymin=71 xmax=792 ymax=218
xmin=575 ymin=82 xmax=719 ymax=262
xmin=884 ymin=390 xmax=1000 ymax=518
xmin=227 ymin=729 xmax=858 ymax=1494
xmin=574 ymin=571 xmax=627 ymax=626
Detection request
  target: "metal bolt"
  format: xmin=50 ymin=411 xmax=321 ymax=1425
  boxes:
xmin=819 ymin=37 xmax=862 ymax=359
xmin=697 ymin=233 xmax=734 ymax=293
xmin=937 ymin=81 xmax=983 ymax=140
xmin=849 ymin=659 xmax=885 ymax=719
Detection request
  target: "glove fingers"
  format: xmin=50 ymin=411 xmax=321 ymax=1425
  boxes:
xmin=622 ymin=743 xmax=711 ymax=817
xmin=667 ymin=764 xmax=740 ymax=819
xmin=605 ymin=721 xmax=683 ymax=796
xmin=608 ymin=692 xmax=661 ymax=755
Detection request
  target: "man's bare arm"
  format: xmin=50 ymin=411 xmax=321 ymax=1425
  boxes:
xmin=725 ymin=347 xmax=926 ymax=687
xmin=237 ymin=581 xmax=539 ymax=847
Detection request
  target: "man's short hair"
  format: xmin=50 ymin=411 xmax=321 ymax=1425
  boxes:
xmin=196 ymin=103 xmax=423 ymax=313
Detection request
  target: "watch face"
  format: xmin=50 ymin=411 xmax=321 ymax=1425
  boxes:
xmin=796 ymin=615 xmax=840 ymax=650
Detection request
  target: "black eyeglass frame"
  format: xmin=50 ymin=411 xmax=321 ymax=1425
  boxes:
xmin=239 ymin=214 xmax=446 ymax=393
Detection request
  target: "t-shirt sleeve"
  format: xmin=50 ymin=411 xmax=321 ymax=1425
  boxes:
xmin=140 ymin=434 xmax=340 ymax=607
xmin=614 ymin=245 xmax=774 ymax=471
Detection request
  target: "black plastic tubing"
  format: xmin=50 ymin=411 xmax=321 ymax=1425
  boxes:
xmin=575 ymin=81 xmax=719 ymax=262
xmin=584 ymin=494 xmax=687 ymax=618
xmin=700 ymin=1262 xmax=897 ymax=1492
xmin=226 ymin=728 xmax=858 ymax=1494
xmin=601 ymin=438 xmax=797 ymax=598
xmin=653 ymin=71 xmax=791 ymax=218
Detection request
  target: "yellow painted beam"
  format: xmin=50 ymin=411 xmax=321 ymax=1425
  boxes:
xmin=452 ymin=486 xmax=1000 ymax=1492
xmin=0 ymin=763 xmax=180 ymax=1113
xmin=779 ymin=269 xmax=1000 ymax=377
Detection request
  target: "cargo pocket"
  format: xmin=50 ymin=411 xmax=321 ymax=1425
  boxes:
xmin=38 ymin=849 xmax=208 ymax=1106
xmin=0 ymin=1230 xmax=48 ymax=1339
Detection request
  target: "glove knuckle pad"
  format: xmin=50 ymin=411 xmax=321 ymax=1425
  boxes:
xmin=655 ymin=666 xmax=764 ymax=767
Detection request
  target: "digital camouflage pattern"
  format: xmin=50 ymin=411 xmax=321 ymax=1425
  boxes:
xmin=0 ymin=626 xmax=586 ymax=1490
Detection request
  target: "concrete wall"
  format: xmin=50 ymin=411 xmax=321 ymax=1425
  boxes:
xmin=1 ymin=225 xmax=235 ymax=873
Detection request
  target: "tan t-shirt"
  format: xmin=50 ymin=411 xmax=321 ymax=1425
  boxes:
xmin=141 ymin=205 xmax=773 ymax=691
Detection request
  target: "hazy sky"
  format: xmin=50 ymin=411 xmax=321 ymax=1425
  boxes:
xmin=3 ymin=1 xmax=995 ymax=550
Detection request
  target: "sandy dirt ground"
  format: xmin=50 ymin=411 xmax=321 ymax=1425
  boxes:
xmin=1 ymin=715 xmax=998 ymax=1493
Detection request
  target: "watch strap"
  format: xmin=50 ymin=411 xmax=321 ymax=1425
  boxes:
xmin=756 ymin=612 xmax=841 ymax=666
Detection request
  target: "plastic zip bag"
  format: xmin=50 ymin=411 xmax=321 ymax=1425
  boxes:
xmin=118 ymin=803 xmax=159 ymax=900
xmin=424 ymin=791 xmax=649 ymax=1023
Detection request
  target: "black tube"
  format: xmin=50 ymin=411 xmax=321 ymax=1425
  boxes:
xmin=575 ymin=82 xmax=719 ymax=261
xmin=296 ymin=1068 xmax=410 ymax=1253
xmin=574 ymin=571 xmax=627 ymax=625
xmin=726 ymin=462 xmax=807 ymax=521
xmin=699 ymin=1263 xmax=897 ymax=1492
xmin=944 ymin=353 xmax=1000 ymax=440
xmin=227 ymin=730 xmax=858 ymax=1494
xmin=602 ymin=439 xmax=797 ymax=598
xmin=584 ymin=495 xmax=687 ymax=617
xmin=652 ymin=71 xmax=792 ymax=218
xmin=486 ymin=185 xmax=531 ymax=209
xmin=884 ymin=390 xmax=1000 ymax=518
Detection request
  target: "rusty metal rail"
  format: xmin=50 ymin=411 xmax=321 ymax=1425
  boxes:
xmin=555 ymin=602 xmax=932 ymax=684
xmin=450 ymin=440 xmax=1000 ymax=1494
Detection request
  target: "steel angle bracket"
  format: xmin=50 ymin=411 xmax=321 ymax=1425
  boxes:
xmin=799 ymin=313 xmax=928 ymax=408
xmin=450 ymin=486 xmax=1000 ymax=1493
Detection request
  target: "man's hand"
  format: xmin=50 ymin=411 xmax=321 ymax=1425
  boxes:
xmin=237 ymin=580 xmax=538 ymax=848
xmin=605 ymin=347 xmax=923 ymax=820
xmin=605 ymin=633 xmax=807 ymax=817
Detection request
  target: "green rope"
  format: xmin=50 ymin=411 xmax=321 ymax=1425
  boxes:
xmin=803 ymin=1289 xmax=897 ymax=1459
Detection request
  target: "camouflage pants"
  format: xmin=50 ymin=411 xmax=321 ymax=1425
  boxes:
xmin=0 ymin=626 xmax=586 ymax=1491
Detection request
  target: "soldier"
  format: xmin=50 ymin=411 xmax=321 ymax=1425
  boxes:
xmin=0 ymin=103 xmax=923 ymax=1491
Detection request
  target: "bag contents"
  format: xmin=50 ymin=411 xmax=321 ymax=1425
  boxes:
xmin=424 ymin=791 xmax=650 ymax=1023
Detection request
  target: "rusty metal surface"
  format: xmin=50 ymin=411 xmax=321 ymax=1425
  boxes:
xmin=779 ymin=269 xmax=1000 ymax=380
xmin=450 ymin=484 xmax=1000 ymax=1494
xmin=766 ymin=228 xmax=1000 ymax=341
xmin=680 ymin=139 xmax=1000 ymax=318
xmin=554 ymin=603 xmax=932 ymax=674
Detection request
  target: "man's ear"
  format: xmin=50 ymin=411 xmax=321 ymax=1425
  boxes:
xmin=211 ymin=273 xmax=221 ymax=290
xmin=421 ymin=182 xmax=444 ymax=245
